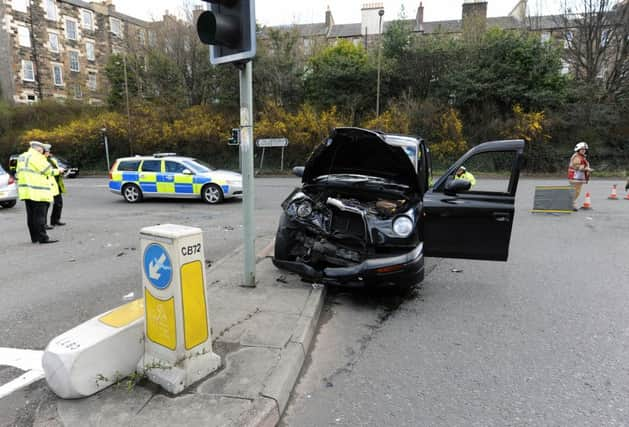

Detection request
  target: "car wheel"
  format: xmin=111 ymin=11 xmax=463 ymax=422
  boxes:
xmin=122 ymin=183 xmax=143 ymax=203
xmin=274 ymin=213 xmax=295 ymax=260
xmin=202 ymin=184 xmax=224 ymax=204
xmin=0 ymin=200 xmax=17 ymax=208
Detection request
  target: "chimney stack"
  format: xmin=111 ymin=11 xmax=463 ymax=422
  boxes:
xmin=462 ymin=0 xmax=487 ymax=40
xmin=325 ymin=6 xmax=334 ymax=30
xmin=361 ymin=2 xmax=384 ymax=37
xmin=416 ymin=2 xmax=424 ymax=32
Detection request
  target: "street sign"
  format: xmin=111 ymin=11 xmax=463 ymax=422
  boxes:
xmin=256 ymin=138 xmax=288 ymax=148
xmin=143 ymin=243 xmax=172 ymax=290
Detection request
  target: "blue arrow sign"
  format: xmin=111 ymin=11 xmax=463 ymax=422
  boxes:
xmin=143 ymin=243 xmax=172 ymax=289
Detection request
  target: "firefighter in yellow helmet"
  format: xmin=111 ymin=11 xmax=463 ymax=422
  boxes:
xmin=15 ymin=141 xmax=64 ymax=243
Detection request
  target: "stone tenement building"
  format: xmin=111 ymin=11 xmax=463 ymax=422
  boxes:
xmin=0 ymin=0 xmax=150 ymax=104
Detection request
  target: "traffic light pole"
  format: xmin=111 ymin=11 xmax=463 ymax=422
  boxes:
xmin=239 ymin=60 xmax=255 ymax=287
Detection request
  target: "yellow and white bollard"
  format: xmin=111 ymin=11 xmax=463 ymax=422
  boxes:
xmin=42 ymin=299 xmax=145 ymax=399
xmin=136 ymin=224 xmax=220 ymax=395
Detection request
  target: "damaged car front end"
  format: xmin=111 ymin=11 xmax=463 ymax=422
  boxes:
xmin=273 ymin=128 xmax=427 ymax=290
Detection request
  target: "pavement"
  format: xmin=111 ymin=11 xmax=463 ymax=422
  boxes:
xmin=30 ymin=236 xmax=326 ymax=427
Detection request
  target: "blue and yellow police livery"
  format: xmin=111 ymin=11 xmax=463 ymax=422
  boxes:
xmin=108 ymin=153 xmax=243 ymax=204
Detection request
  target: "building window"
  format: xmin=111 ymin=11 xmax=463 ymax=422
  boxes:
xmin=21 ymin=60 xmax=35 ymax=81
xmin=12 ymin=0 xmax=28 ymax=13
xmin=541 ymin=32 xmax=551 ymax=43
xmin=66 ymin=19 xmax=78 ymax=41
xmin=561 ymin=60 xmax=570 ymax=75
xmin=87 ymin=73 xmax=97 ymax=91
xmin=85 ymin=41 xmax=95 ymax=61
xmin=49 ymin=32 xmax=59 ymax=52
xmin=45 ymin=0 xmax=57 ymax=21
xmin=137 ymin=29 xmax=146 ymax=45
xmin=81 ymin=9 xmax=94 ymax=31
xmin=69 ymin=50 xmax=80 ymax=71
xmin=565 ymin=30 xmax=574 ymax=48
xmin=601 ymin=30 xmax=609 ymax=47
xmin=52 ymin=64 xmax=64 ymax=86
xmin=73 ymin=84 xmax=82 ymax=99
xmin=148 ymin=30 xmax=156 ymax=47
xmin=110 ymin=17 xmax=123 ymax=38
xmin=17 ymin=26 xmax=31 ymax=47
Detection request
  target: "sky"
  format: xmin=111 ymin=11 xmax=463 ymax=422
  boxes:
xmin=113 ymin=0 xmax=566 ymax=26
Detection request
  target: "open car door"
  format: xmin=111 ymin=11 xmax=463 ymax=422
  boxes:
xmin=422 ymin=140 xmax=525 ymax=261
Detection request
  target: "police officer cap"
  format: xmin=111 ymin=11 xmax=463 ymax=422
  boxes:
xmin=29 ymin=140 xmax=46 ymax=150
xmin=43 ymin=143 xmax=52 ymax=152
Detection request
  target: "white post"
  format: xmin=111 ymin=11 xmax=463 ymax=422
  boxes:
xmin=137 ymin=224 xmax=220 ymax=395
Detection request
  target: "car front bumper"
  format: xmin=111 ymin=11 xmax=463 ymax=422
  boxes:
xmin=273 ymin=242 xmax=424 ymax=288
xmin=0 ymin=184 xmax=18 ymax=202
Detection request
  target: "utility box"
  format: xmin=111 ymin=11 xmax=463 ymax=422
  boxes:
xmin=137 ymin=224 xmax=220 ymax=394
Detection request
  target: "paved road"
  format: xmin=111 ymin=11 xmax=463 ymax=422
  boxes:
xmin=282 ymin=179 xmax=629 ymax=426
xmin=0 ymin=176 xmax=298 ymax=426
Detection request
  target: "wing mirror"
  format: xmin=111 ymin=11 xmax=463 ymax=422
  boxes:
xmin=292 ymin=166 xmax=304 ymax=178
xmin=182 ymin=169 xmax=193 ymax=175
xmin=444 ymin=178 xmax=471 ymax=195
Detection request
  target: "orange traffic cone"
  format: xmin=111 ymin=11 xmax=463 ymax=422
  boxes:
xmin=582 ymin=192 xmax=592 ymax=209
xmin=608 ymin=184 xmax=619 ymax=200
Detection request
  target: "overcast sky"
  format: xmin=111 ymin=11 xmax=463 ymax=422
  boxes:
xmin=113 ymin=0 xmax=565 ymax=26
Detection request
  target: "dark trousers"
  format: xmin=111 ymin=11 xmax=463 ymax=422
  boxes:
xmin=25 ymin=200 xmax=49 ymax=243
xmin=51 ymin=194 xmax=63 ymax=225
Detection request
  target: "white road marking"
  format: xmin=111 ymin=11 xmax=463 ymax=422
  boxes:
xmin=0 ymin=348 xmax=45 ymax=399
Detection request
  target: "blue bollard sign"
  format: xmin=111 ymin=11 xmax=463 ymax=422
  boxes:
xmin=143 ymin=243 xmax=172 ymax=289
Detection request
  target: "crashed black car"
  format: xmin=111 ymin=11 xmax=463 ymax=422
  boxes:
xmin=273 ymin=127 xmax=524 ymax=292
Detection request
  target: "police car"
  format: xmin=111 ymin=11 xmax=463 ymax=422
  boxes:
xmin=108 ymin=153 xmax=242 ymax=204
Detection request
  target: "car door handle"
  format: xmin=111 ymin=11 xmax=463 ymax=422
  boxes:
xmin=492 ymin=212 xmax=510 ymax=222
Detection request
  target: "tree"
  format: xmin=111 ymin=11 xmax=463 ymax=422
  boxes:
xmin=441 ymin=29 xmax=567 ymax=114
xmin=558 ymin=0 xmax=629 ymax=100
xmin=104 ymin=54 xmax=142 ymax=109
xmin=255 ymin=27 xmax=306 ymax=111
xmin=304 ymin=40 xmax=374 ymax=123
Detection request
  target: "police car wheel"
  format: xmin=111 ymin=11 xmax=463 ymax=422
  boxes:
xmin=202 ymin=184 xmax=224 ymax=204
xmin=122 ymin=183 xmax=143 ymax=203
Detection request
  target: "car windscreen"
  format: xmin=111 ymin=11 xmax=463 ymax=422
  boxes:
xmin=182 ymin=159 xmax=214 ymax=173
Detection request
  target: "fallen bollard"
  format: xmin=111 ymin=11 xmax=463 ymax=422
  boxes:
xmin=42 ymin=299 xmax=145 ymax=399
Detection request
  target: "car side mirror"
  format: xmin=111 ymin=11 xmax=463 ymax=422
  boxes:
xmin=292 ymin=166 xmax=304 ymax=178
xmin=444 ymin=178 xmax=471 ymax=195
xmin=182 ymin=169 xmax=193 ymax=175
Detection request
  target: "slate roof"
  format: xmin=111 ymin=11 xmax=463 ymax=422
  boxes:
xmin=60 ymin=0 xmax=149 ymax=26
xmin=267 ymin=12 xmax=574 ymax=39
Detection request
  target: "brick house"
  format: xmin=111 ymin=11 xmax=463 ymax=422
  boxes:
xmin=0 ymin=0 xmax=150 ymax=104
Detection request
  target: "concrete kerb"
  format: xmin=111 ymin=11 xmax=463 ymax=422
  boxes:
xmin=258 ymin=284 xmax=327 ymax=419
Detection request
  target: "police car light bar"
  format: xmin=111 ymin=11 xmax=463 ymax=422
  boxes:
xmin=153 ymin=153 xmax=178 ymax=158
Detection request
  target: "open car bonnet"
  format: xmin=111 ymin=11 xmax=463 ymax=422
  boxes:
xmin=302 ymin=127 xmax=420 ymax=193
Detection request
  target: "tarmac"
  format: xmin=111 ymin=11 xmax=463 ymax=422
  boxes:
xmin=32 ymin=236 xmax=326 ymax=427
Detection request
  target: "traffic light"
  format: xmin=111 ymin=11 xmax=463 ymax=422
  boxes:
xmin=228 ymin=128 xmax=240 ymax=145
xmin=196 ymin=0 xmax=256 ymax=65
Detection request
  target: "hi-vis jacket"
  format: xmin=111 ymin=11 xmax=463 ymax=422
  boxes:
xmin=47 ymin=156 xmax=66 ymax=196
xmin=16 ymin=148 xmax=60 ymax=202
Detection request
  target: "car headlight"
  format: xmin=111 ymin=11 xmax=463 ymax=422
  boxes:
xmin=226 ymin=179 xmax=241 ymax=186
xmin=392 ymin=216 xmax=413 ymax=237
xmin=296 ymin=201 xmax=313 ymax=218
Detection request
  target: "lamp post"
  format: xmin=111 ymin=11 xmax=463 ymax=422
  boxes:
xmin=122 ymin=55 xmax=132 ymax=155
xmin=449 ymin=92 xmax=456 ymax=107
xmin=100 ymin=127 xmax=110 ymax=171
xmin=376 ymin=8 xmax=384 ymax=118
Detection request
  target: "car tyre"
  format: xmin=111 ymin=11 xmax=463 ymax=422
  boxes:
xmin=122 ymin=183 xmax=143 ymax=203
xmin=202 ymin=184 xmax=224 ymax=204
xmin=0 ymin=200 xmax=17 ymax=208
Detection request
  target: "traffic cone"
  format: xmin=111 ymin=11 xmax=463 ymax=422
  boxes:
xmin=608 ymin=184 xmax=619 ymax=200
xmin=582 ymin=192 xmax=592 ymax=209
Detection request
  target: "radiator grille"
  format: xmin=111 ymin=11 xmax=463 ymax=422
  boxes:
xmin=331 ymin=211 xmax=365 ymax=238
